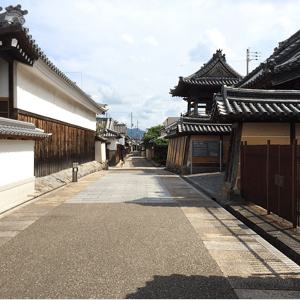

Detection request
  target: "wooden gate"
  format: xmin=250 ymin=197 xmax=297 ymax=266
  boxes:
xmin=241 ymin=140 xmax=299 ymax=227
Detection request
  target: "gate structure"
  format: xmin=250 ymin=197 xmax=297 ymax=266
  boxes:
xmin=241 ymin=140 xmax=299 ymax=227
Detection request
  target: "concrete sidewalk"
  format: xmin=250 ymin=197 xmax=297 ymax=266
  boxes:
xmin=182 ymin=172 xmax=300 ymax=270
xmin=0 ymin=157 xmax=300 ymax=298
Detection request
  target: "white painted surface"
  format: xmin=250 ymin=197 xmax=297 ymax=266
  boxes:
xmin=0 ymin=177 xmax=35 ymax=214
xmin=119 ymin=137 xmax=125 ymax=145
xmin=95 ymin=141 xmax=106 ymax=163
xmin=0 ymin=57 xmax=9 ymax=97
xmin=0 ymin=140 xmax=34 ymax=186
xmin=107 ymin=138 xmax=118 ymax=151
xmin=15 ymin=62 xmax=96 ymax=131
xmin=0 ymin=139 xmax=35 ymax=213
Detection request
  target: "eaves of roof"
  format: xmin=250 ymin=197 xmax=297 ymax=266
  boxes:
xmin=235 ymin=29 xmax=300 ymax=88
xmin=212 ymin=85 xmax=300 ymax=122
xmin=0 ymin=116 xmax=51 ymax=140
xmin=170 ymin=50 xmax=243 ymax=97
xmin=0 ymin=21 xmax=108 ymax=114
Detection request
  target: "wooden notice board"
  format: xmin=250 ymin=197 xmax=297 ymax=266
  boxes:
xmin=193 ymin=141 xmax=220 ymax=157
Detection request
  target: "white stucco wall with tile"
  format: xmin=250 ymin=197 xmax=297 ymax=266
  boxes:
xmin=15 ymin=62 xmax=96 ymax=131
xmin=0 ymin=139 xmax=35 ymax=213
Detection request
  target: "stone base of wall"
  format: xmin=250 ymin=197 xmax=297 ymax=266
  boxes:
xmin=166 ymin=161 xmax=226 ymax=175
xmin=35 ymin=160 xmax=107 ymax=196
xmin=0 ymin=177 xmax=35 ymax=214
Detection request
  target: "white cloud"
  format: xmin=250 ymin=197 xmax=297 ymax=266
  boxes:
xmin=122 ymin=34 xmax=134 ymax=43
xmin=5 ymin=0 xmax=300 ymax=129
xmin=144 ymin=36 xmax=159 ymax=46
xmin=199 ymin=28 xmax=233 ymax=58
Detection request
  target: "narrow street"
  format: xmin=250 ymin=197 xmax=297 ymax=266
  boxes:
xmin=0 ymin=153 xmax=300 ymax=298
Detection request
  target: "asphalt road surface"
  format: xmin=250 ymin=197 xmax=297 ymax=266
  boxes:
xmin=0 ymin=153 xmax=299 ymax=298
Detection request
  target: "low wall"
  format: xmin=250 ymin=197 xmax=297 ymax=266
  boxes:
xmin=0 ymin=140 xmax=35 ymax=213
xmin=95 ymin=141 xmax=106 ymax=163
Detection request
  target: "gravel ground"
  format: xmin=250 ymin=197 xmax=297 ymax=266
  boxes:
xmin=183 ymin=172 xmax=224 ymax=195
xmin=0 ymin=202 xmax=236 ymax=299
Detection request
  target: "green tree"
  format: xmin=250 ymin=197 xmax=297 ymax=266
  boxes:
xmin=143 ymin=125 xmax=169 ymax=165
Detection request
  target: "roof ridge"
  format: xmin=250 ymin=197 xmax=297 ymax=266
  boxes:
xmin=184 ymin=49 xmax=243 ymax=80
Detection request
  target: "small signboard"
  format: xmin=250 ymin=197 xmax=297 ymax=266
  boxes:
xmin=193 ymin=141 xmax=220 ymax=157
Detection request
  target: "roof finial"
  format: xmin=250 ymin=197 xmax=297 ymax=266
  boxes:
xmin=0 ymin=4 xmax=28 ymax=28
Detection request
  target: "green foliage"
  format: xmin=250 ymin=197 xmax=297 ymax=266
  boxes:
xmin=96 ymin=123 xmax=106 ymax=135
xmin=143 ymin=125 xmax=169 ymax=165
xmin=142 ymin=125 xmax=164 ymax=149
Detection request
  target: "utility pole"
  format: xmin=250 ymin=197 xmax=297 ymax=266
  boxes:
xmin=246 ymin=48 xmax=260 ymax=75
xmin=131 ymin=112 xmax=133 ymax=152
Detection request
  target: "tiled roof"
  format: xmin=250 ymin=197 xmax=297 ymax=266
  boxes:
xmin=180 ymin=77 xmax=239 ymax=86
xmin=162 ymin=117 xmax=231 ymax=138
xmin=0 ymin=5 xmax=107 ymax=114
xmin=185 ymin=50 xmax=243 ymax=80
xmin=212 ymin=85 xmax=300 ymax=121
xmin=0 ymin=117 xmax=51 ymax=139
xmin=171 ymin=50 xmax=242 ymax=97
xmin=102 ymin=129 xmax=122 ymax=138
xmin=178 ymin=122 xmax=231 ymax=134
xmin=235 ymin=29 xmax=300 ymax=88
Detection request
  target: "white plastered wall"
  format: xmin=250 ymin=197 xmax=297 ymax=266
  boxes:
xmin=15 ymin=62 xmax=96 ymax=131
xmin=0 ymin=140 xmax=35 ymax=213
xmin=0 ymin=57 xmax=9 ymax=97
xmin=95 ymin=141 xmax=106 ymax=163
xmin=107 ymin=138 xmax=118 ymax=151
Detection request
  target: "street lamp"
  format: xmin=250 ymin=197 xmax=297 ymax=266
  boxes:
xmin=72 ymin=161 xmax=79 ymax=182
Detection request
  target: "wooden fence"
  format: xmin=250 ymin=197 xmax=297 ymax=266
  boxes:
xmin=18 ymin=113 xmax=95 ymax=177
xmin=241 ymin=140 xmax=299 ymax=227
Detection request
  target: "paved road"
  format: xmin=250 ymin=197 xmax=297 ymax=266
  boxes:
xmin=0 ymin=153 xmax=300 ymax=298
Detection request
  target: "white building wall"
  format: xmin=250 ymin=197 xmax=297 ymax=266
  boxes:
xmin=0 ymin=57 xmax=9 ymax=97
xmin=95 ymin=141 xmax=106 ymax=163
xmin=107 ymin=139 xmax=118 ymax=151
xmin=0 ymin=140 xmax=35 ymax=213
xmin=15 ymin=62 xmax=96 ymax=131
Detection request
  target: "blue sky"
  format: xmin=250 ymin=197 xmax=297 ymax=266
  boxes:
xmin=2 ymin=0 xmax=300 ymax=130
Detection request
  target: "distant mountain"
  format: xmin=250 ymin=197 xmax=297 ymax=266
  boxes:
xmin=127 ymin=128 xmax=145 ymax=139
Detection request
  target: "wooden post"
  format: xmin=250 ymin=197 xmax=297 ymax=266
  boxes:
xmin=220 ymin=139 xmax=223 ymax=172
xmin=190 ymin=140 xmax=193 ymax=175
xmin=292 ymin=139 xmax=297 ymax=228
xmin=229 ymin=122 xmax=243 ymax=189
xmin=244 ymin=141 xmax=247 ymax=200
xmin=267 ymin=140 xmax=270 ymax=214
xmin=278 ymin=145 xmax=280 ymax=217
xmin=241 ymin=141 xmax=244 ymax=198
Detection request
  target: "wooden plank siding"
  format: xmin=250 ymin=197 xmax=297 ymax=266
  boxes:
xmin=167 ymin=136 xmax=188 ymax=167
xmin=18 ymin=113 xmax=95 ymax=177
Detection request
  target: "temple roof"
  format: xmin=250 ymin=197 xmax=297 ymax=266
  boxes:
xmin=170 ymin=50 xmax=243 ymax=97
xmin=211 ymin=85 xmax=300 ymax=122
xmin=0 ymin=5 xmax=108 ymax=115
xmin=235 ymin=29 xmax=300 ymax=88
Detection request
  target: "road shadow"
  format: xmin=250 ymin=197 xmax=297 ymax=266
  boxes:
xmin=126 ymin=274 xmax=237 ymax=299
xmin=125 ymin=273 xmax=300 ymax=299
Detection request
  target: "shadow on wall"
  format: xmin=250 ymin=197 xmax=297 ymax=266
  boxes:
xmin=126 ymin=273 xmax=300 ymax=299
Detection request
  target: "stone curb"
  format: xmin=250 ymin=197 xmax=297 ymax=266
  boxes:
xmin=180 ymin=176 xmax=300 ymax=267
